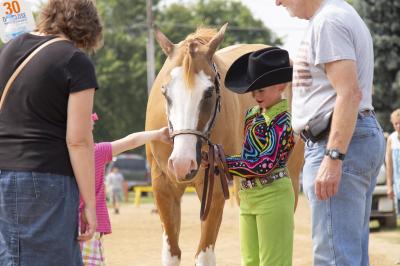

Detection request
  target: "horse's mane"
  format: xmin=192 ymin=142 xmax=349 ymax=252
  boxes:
xmin=181 ymin=27 xmax=217 ymax=89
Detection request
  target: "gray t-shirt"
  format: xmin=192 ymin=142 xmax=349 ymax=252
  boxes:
xmin=292 ymin=0 xmax=374 ymax=133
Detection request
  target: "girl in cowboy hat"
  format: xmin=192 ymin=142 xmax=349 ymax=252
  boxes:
xmin=224 ymin=47 xmax=295 ymax=266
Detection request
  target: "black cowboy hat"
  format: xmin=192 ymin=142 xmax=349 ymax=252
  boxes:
xmin=224 ymin=47 xmax=293 ymax=94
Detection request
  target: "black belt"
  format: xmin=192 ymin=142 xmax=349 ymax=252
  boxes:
xmin=300 ymin=109 xmax=374 ymax=143
xmin=300 ymin=126 xmax=329 ymax=143
xmin=358 ymin=109 xmax=375 ymax=118
xmin=240 ymin=169 xmax=288 ymax=190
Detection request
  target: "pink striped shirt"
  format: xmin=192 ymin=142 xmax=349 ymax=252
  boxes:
xmin=80 ymin=142 xmax=112 ymax=234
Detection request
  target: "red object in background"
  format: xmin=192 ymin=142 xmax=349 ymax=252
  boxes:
xmin=91 ymin=112 xmax=99 ymax=122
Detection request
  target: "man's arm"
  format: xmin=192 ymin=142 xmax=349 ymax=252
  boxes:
xmin=315 ymin=60 xmax=362 ymax=200
xmin=385 ymin=137 xmax=394 ymax=199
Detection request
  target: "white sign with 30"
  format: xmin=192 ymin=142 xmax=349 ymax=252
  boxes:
xmin=0 ymin=0 xmax=36 ymax=43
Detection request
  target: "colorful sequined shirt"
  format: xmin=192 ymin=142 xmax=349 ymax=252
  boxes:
xmin=226 ymin=100 xmax=295 ymax=178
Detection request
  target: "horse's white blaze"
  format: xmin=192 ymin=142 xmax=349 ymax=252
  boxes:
xmin=169 ymin=134 xmax=197 ymax=178
xmin=195 ymin=245 xmax=216 ymax=266
xmin=167 ymin=67 xmax=213 ymax=178
xmin=162 ymin=232 xmax=180 ymax=266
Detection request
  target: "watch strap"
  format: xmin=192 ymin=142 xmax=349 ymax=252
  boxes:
xmin=325 ymin=148 xmax=345 ymax=160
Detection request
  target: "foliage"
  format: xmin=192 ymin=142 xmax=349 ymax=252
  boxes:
xmin=354 ymin=0 xmax=400 ymax=131
xmin=91 ymin=0 xmax=281 ymax=147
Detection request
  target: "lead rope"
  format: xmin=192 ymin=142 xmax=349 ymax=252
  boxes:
xmin=200 ymin=143 xmax=232 ymax=221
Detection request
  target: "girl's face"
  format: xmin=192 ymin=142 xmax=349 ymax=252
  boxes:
xmin=391 ymin=118 xmax=400 ymax=133
xmin=251 ymin=84 xmax=285 ymax=109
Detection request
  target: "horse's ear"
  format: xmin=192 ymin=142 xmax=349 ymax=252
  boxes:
xmin=154 ymin=25 xmax=175 ymax=56
xmin=206 ymin=23 xmax=228 ymax=57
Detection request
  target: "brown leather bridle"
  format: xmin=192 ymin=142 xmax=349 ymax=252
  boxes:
xmin=168 ymin=63 xmax=221 ymax=145
xmin=166 ymin=63 xmax=232 ymax=221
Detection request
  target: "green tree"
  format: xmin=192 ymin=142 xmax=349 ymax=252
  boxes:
xmin=355 ymin=0 xmax=400 ymax=131
xmin=155 ymin=0 xmax=281 ymax=47
xmin=90 ymin=0 xmax=152 ymax=145
xmin=92 ymin=0 xmax=281 ymax=148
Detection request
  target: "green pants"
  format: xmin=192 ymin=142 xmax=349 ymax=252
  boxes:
xmin=239 ymin=177 xmax=294 ymax=266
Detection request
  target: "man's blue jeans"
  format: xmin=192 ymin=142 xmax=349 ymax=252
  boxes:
xmin=303 ymin=115 xmax=385 ymax=266
xmin=0 ymin=171 xmax=82 ymax=266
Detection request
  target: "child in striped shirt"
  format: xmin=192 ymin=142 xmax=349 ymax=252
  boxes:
xmin=79 ymin=113 xmax=170 ymax=265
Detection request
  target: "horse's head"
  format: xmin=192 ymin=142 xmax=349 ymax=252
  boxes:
xmin=155 ymin=24 xmax=227 ymax=181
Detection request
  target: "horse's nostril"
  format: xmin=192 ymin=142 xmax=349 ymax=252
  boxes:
xmin=167 ymin=158 xmax=174 ymax=172
xmin=185 ymin=169 xmax=198 ymax=180
xmin=190 ymin=160 xmax=198 ymax=171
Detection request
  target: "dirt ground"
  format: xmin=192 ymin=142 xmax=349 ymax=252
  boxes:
xmin=104 ymin=194 xmax=399 ymax=266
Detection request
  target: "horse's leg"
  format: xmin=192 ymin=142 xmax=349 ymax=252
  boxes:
xmin=153 ymin=172 xmax=185 ymax=266
xmin=193 ymin=176 xmax=225 ymax=266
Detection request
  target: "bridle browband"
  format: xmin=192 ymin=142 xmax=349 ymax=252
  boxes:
xmin=167 ymin=62 xmax=221 ymax=145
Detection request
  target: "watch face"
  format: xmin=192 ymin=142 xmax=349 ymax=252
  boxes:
xmin=331 ymin=150 xmax=339 ymax=158
xmin=326 ymin=149 xmax=345 ymax=160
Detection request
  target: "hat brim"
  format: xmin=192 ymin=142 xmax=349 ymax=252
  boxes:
xmin=224 ymin=49 xmax=293 ymax=94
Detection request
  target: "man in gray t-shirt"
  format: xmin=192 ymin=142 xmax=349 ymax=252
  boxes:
xmin=276 ymin=0 xmax=385 ymax=265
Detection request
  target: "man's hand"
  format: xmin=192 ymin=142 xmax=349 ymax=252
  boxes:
xmin=387 ymin=186 xmax=395 ymax=199
xmin=315 ymin=156 xmax=342 ymax=200
xmin=78 ymin=205 xmax=97 ymax=241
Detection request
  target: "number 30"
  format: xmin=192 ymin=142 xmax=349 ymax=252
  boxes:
xmin=3 ymin=1 xmax=21 ymax=15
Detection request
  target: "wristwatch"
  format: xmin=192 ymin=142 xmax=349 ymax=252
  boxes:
xmin=325 ymin=148 xmax=345 ymax=161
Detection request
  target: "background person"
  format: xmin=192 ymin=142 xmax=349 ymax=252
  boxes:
xmin=106 ymin=167 xmax=124 ymax=214
xmin=276 ymin=0 xmax=386 ymax=265
xmin=0 ymin=0 xmax=102 ymax=265
xmin=386 ymin=109 xmax=400 ymax=216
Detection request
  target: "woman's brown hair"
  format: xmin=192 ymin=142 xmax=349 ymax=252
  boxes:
xmin=36 ymin=0 xmax=103 ymax=51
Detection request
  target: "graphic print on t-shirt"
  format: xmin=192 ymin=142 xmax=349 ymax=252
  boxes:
xmin=293 ymin=41 xmax=312 ymax=95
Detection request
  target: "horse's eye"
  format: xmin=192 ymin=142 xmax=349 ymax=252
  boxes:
xmin=204 ymin=87 xmax=213 ymax=98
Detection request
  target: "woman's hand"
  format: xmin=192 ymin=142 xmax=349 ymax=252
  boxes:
xmin=78 ymin=205 xmax=97 ymax=241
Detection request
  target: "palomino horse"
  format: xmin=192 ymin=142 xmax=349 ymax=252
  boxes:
xmin=145 ymin=24 xmax=304 ymax=265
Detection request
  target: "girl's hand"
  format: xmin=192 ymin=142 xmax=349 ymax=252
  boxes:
xmin=200 ymin=149 xmax=221 ymax=169
xmin=200 ymin=151 xmax=209 ymax=168
xmin=157 ymin=127 xmax=172 ymax=145
xmin=78 ymin=205 xmax=97 ymax=241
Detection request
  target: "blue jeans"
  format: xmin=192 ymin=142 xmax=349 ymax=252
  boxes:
xmin=0 ymin=171 xmax=82 ymax=266
xmin=303 ymin=115 xmax=385 ymax=266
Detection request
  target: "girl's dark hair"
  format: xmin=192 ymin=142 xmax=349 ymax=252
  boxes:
xmin=37 ymin=0 xmax=103 ymax=51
